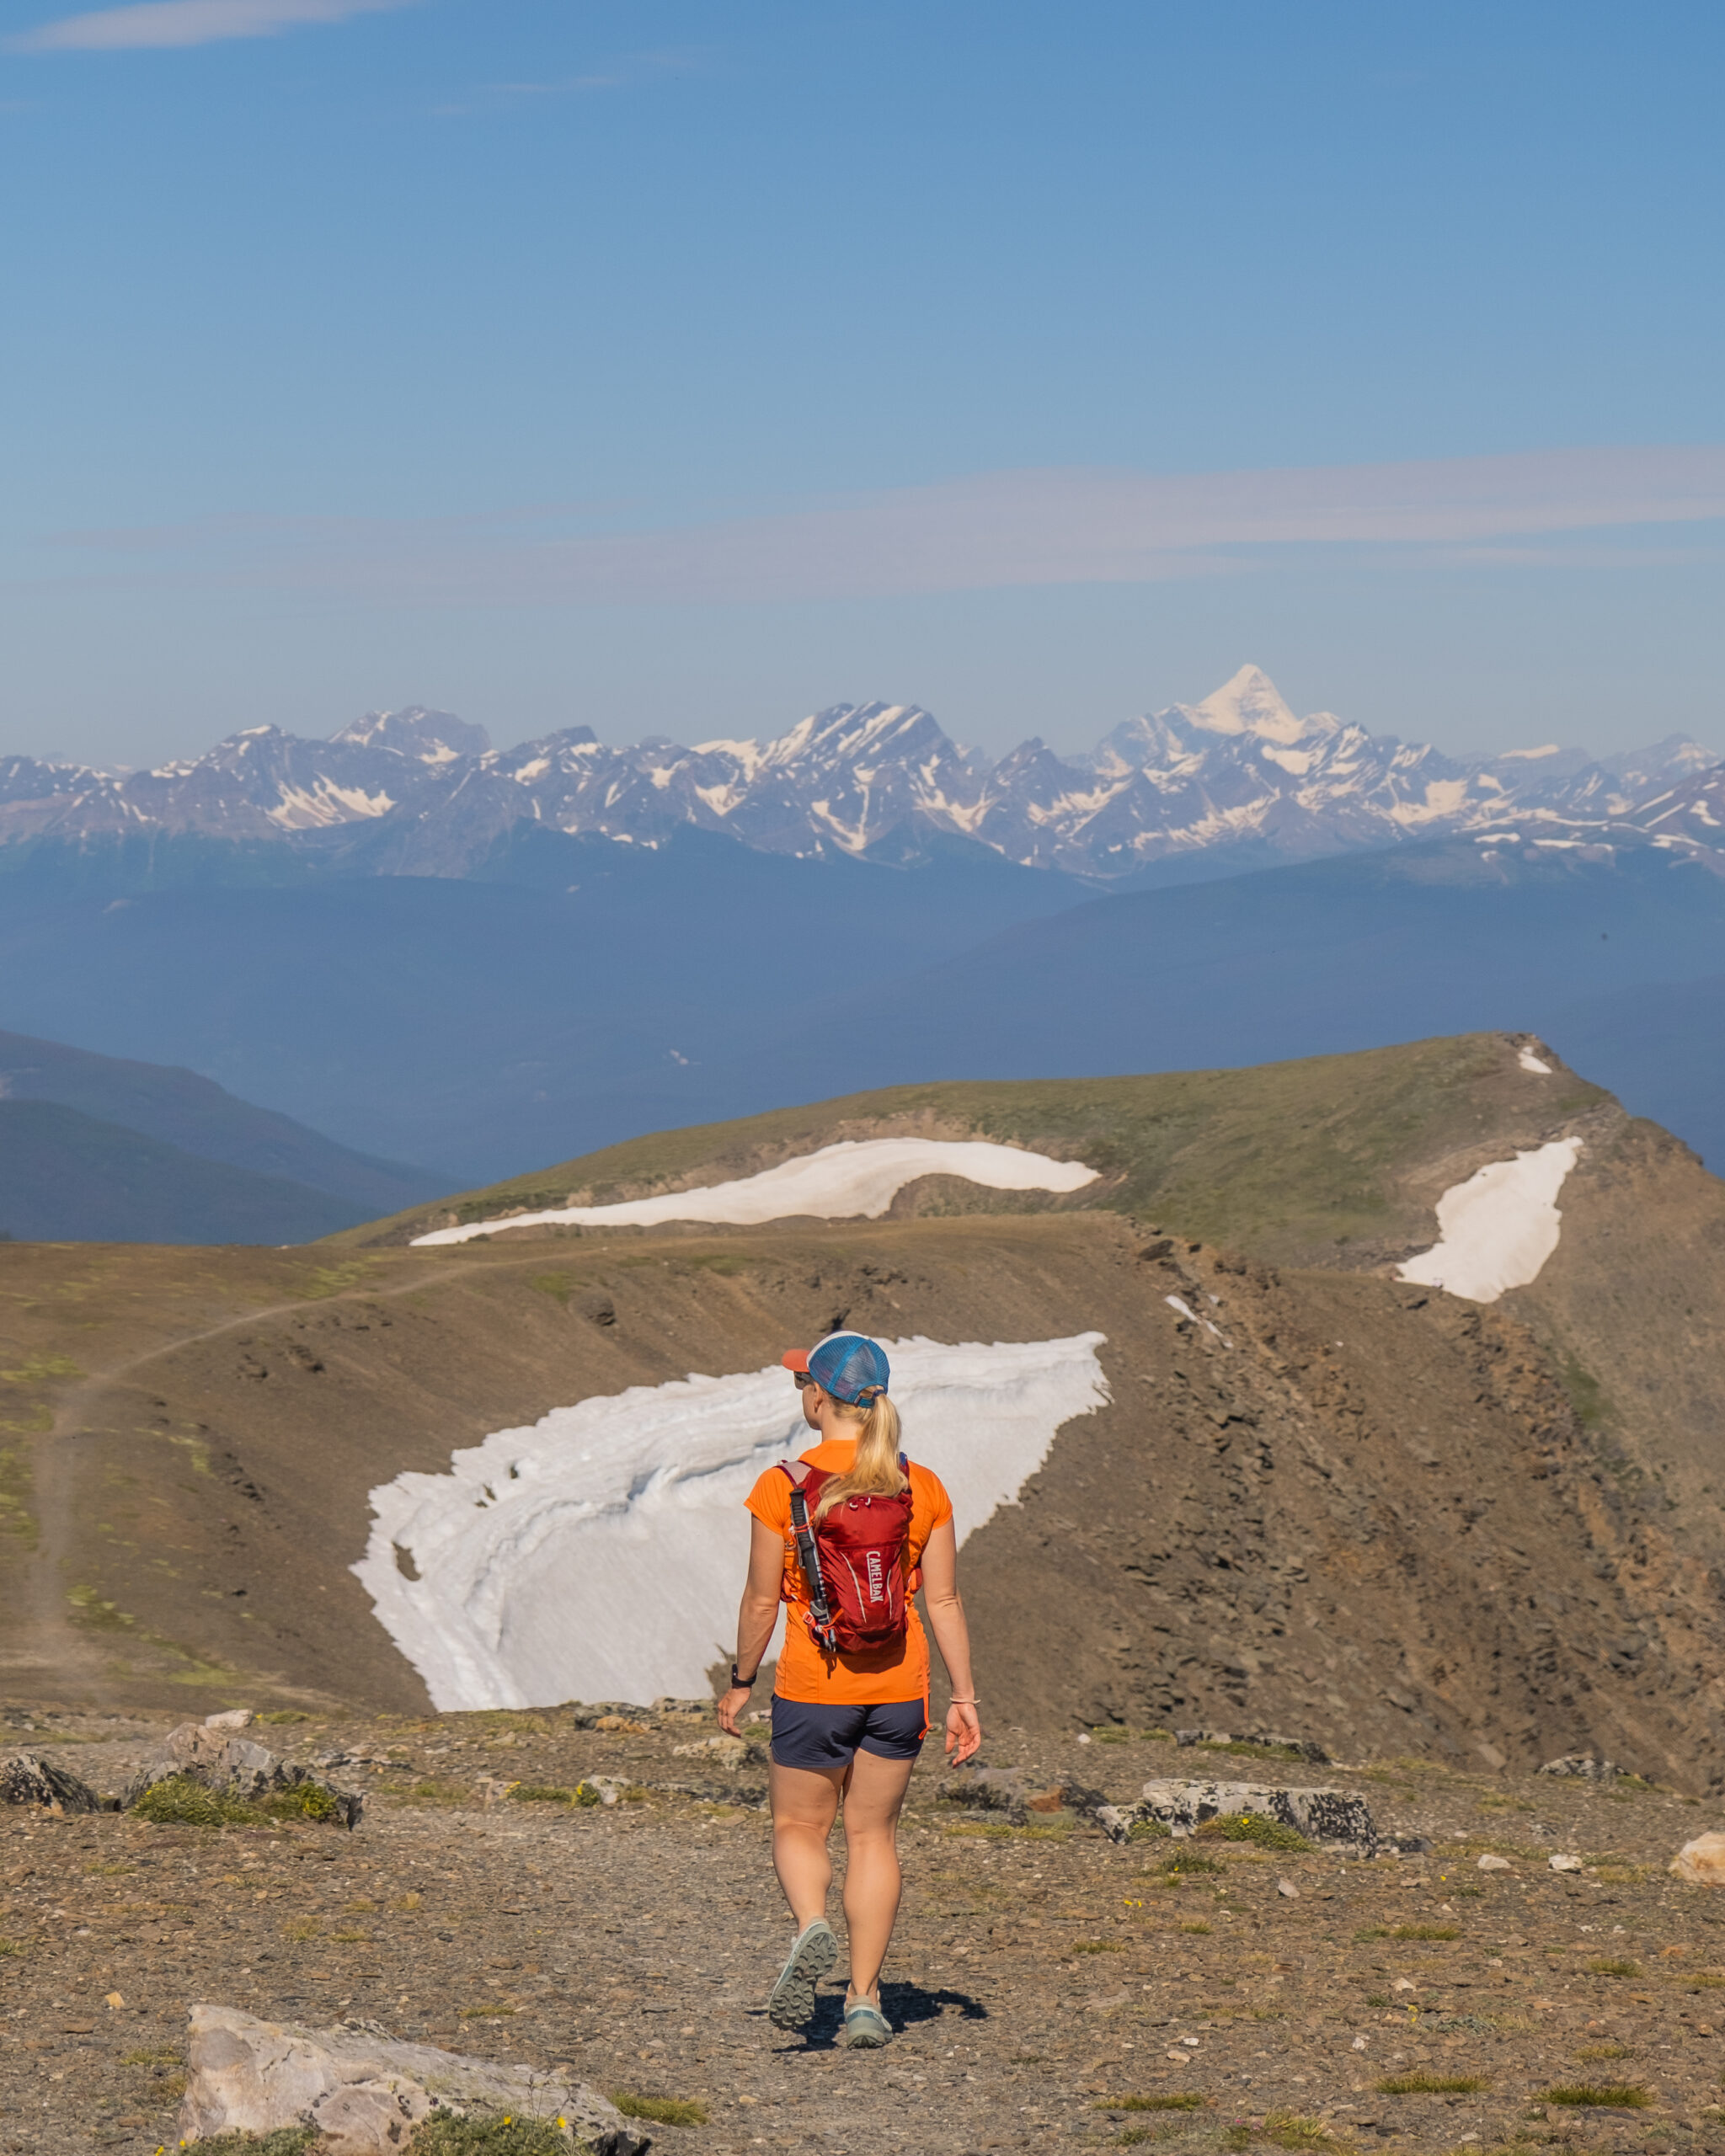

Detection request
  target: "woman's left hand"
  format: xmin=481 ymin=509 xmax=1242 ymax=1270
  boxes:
xmin=716 ymin=1685 xmax=753 ymax=1737
xmin=944 ymin=1701 xmax=982 ymax=1765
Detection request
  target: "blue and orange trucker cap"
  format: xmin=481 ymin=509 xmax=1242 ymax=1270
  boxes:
xmin=781 ymin=1331 xmax=890 ymax=1404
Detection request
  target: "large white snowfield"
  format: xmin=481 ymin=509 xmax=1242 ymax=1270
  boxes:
xmin=354 ymin=1333 xmax=1110 ymax=1711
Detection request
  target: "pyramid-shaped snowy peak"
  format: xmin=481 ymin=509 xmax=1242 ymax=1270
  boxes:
xmin=1185 ymin=665 xmax=1311 ymax=745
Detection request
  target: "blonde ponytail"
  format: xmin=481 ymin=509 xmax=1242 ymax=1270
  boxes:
xmin=811 ymin=1391 xmax=906 ymax=1523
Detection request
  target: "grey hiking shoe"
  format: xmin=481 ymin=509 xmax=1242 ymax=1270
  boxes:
xmin=766 ymin=1919 xmax=837 ymax=2029
xmin=841 ymin=1998 xmax=892 ymax=2047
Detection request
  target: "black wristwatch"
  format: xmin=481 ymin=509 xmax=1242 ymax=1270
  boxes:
xmin=730 ymin=1663 xmax=756 ymax=1691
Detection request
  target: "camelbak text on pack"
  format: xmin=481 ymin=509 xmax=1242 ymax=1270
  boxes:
xmin=781 ymin=1459 xmax=914 ymax=1656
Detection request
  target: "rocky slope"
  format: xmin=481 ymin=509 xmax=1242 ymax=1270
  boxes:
xmin=2 ymin=670 xmax=1718 ymax=882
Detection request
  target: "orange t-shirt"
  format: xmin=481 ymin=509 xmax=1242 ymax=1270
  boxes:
xmin=745 ymin=1438 xmax=953 ymax=1705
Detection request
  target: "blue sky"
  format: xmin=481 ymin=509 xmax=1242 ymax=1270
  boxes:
xmin=3 ymin=0 xmax=1722 ymax=764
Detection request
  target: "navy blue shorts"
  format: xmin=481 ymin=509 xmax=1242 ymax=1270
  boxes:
xmin=769 ymin=1696 xmax=929 ymax=1771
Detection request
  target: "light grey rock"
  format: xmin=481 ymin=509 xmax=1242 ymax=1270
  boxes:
xmin=1095 ymin=1776 xmax=1378 ymax=1853
xmin=178 ymin=2004 xmax=647 ymax=2153
xmin=123 ymin=1720 xmax=361 ymax=1828
xmin=1671 ymin=1832 xmax=1725 ymax=1885
xmin=0 ymin=1752 xmax=109 ymax=1813
xmin=1539 ymin=1753 xmax=1623 ymax=1781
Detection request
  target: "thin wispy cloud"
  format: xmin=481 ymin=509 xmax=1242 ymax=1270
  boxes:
xmin=10 ymin=0 xmax=415 ymax=53
xmin=40 ymin=446 xmax=1725 ymax=607
xmin=430 ymin=46 xmax=710 ymax=119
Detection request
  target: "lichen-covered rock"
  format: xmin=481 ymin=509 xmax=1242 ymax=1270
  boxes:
xmin=1096 ymin=1777 xmax=1377 ymax=1852
xmin=1671 ymin=1832 xmax=1725 ymax=1885
xmin=0 ymin=1753 xmax=109 ymax=1813
xmin=1540 ymin=1753 xmax=1622 ymax=1780
xmin=123 ymin=1721 xmax=361 ymax=1828
xmin=178 ymin=2004 xmax=648 ymax=2153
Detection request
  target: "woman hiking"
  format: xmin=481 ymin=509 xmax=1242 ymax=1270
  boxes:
xmin=717 ymin=1331 xmax=982 ymax=2048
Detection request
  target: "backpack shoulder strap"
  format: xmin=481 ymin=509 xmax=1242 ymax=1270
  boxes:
xmin=778 ymin=1462 xmax=835 ymax=1641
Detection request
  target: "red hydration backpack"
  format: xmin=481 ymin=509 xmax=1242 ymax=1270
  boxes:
xmin=781 ymin=1458 xmax=914 ymax=1657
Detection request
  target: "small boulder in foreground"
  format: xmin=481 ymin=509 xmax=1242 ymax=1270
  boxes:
xmin=1095 ymin=1777 xmax=1377 ymax=1853
xmin=179 ymin=2003 xmax=649 ymax=2153
xmin=1672 ymin=1832 xmax=1725 ymax=1884
xmin=0 ymin=1752 xmax=110 ymax=1813
xmin=124 ymin=1720 xmax=361 ymax=1828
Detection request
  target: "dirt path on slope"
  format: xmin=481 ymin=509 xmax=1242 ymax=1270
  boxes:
xmin=3 ymin=1256 xmax=491 ymax=1711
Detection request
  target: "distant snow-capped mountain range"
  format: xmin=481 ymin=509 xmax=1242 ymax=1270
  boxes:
xmin=3 ymin=666 xmax=1721 ymax=881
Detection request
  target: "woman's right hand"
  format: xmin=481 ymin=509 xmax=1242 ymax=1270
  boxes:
xmin=944 ymin=1701 xmax=981 ymax=1765
xmin=716 ymin=1685 xmax=753 ymax=1737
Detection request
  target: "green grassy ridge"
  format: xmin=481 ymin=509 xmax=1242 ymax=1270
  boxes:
xmin=335 ymin=1033 xmax=1608 ymax=1265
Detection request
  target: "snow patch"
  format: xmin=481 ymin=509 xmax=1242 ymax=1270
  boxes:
xmin=1397 ymin=1139 xmax=1582 ymax=1304
xmin=265 ymin=782 xmax=395 ymax=830
xmin=1164 ymin=1293 xmax=1229 ymax=1344
xmin=411 ymin=1139 xmax=1100 ymax=1246
xmin=1518 ymin=1047 xmax=1553 ymax=1075
xmin=353 ymin=1332 xmax=1111 ymax=1710
xmin=1390 ymin=778 xmax=1470 ymax=826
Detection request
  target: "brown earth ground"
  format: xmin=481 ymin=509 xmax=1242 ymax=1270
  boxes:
xmin=6 ymin=1706 xmax=1725 ymax=2156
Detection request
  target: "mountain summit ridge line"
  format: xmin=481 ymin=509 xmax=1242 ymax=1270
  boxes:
xmin=3 ymin=665 xmax=1721 ymax=882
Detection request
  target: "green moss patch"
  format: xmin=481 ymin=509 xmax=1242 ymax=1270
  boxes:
xmin=611 ymin=2091 xmax=711 ymax=2126
xmin=1095 ymin=2093 xmax=1207 ymax=2112
xmin=506 ymin=1781 xmax=601 ymax=1807
xmin=1376 ymin=2072 xmax=1489 ymax=2094
xmin=1258 ymin=2111 xmax=1341 ymax=2148
xmin=1542 ymin=2084 xmax=1653 ymax=2108
xmin=190 ymin=2130 xmax=320 ymax=2155
xmin=131 ymin=1775 xmax=258 ymax=1828
xmin=130 ymin=1772 xmax=347 ymax=1829
xmin=409 ymin=2114 xmax=569 ymax=2153
xmin=1194 ymin=1813 xmax=1311 ymax=1852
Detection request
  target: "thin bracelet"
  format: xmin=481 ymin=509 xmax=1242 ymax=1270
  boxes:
xmin=949 ymin=1697 xmax=979 ymax=1705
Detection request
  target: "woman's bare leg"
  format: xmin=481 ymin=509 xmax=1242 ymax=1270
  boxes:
xmin=838 ymin=1748 xmax=916 ymax=2004
xmin=769 ymin=1760 xmax=845 ymax=1929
